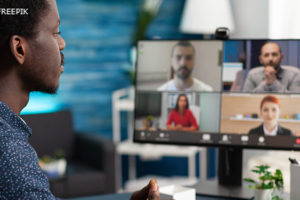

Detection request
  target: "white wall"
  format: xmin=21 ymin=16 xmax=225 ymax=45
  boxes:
xmin=199 ymin=93 xmax=221 ymax=132
xmin=269 ymin=0 xmax=300 ymax=39
xmin=192 ymin=41 xmax=223 ymax=90
xmin=230 ymin=0 xmax=269 ymax=39
xmin=230 ymin=0 xmax=300 ymax=39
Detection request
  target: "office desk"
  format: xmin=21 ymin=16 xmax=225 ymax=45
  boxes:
xmin=70 ymin=193 xmax=248 ymax=200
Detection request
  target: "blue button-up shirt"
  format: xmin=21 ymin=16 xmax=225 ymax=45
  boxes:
xmin=0 ymin=101 xmax=57 ymax=199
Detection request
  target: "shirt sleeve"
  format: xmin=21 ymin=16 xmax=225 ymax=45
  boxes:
xmin=264 ymin=79 xmax=284 ymax=92
xmin=243 ymin=75 xmax=284 ymax=92
xmin=242 ymin=73 xmax=256 ymax=92
xmin=289 ymin=72 xmax=300 ymax=92
xmin=251 ymin=81 xmax=267 ymax=92
xmin=166 ymin=110 xmax=175 ymax=126
xmin=0 ymin=137 xmax=57 ymax=200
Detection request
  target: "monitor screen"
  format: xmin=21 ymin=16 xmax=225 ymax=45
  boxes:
xmin=134 ymin=40 xmax=300 ymax=150
xmin=135 ymin=92 xmax=162 ymax=118
xmin=222 ymin=62 xmax=243 ymax=82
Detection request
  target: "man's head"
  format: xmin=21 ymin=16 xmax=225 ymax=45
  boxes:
xmin=259 ymin=42 xmax=283 ymax=70
xmin=171 ymin=41 xmax=195 ymax=80
xmin=175 ymin=94 xmax=189 ymax=111
xmin=0 ymin=0 xmax=65 ymax=94
xmin=260 ymin=95 xmax=280 ymax=126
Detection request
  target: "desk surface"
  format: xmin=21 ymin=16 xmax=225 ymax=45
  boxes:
xmin=69 ymin=193 xmax=245 ymax=200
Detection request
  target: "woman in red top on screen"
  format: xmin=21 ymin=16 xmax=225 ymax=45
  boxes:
xmin=166 ymin=94 xmax=199 ymax=131
xmin=248 ymin=95 xmax=293 ymax=136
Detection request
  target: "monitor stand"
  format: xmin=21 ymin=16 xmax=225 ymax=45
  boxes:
xmin=192 ymin=147 xmax=254 ymax=199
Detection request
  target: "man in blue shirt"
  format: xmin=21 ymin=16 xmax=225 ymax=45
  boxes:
xmin=0 ymin=0 xmax=159 ymax=199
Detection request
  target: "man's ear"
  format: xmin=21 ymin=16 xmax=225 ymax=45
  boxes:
xmin=280 ymin=53 xmax=284 ymax=62
xmin=258 ymin=55 xmax=263 ymax=65
xmin=9 ymin=35 xmax=27 ymax=65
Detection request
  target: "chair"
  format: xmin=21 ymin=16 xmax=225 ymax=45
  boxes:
xmin=21 ymin=110 xmax=116 ymax=198
xmin=230 ymin=69 xmax=248 ymax=92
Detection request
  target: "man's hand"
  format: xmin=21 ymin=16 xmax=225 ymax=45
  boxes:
xmin=130 ymin=179 xmax=160 ymax=200
xmin=264 ymin=66 xmax=276 ymax=85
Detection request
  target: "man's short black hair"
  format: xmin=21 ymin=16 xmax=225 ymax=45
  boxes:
xmin=0 ymin=0 xmax=49 ymax=47
xmin=171 ymin=40 xmax=195 ymax=57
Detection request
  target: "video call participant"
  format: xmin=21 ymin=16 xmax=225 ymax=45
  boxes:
xmin=243 ymin=42 xmax=300 ymax=93
xmin=0 ymin=0 xmax=159 ymax=199
xmin=166 ymin=94 xmax=198 ymax=131
xmin=158 ymin=41 xmax=213 ymax=91
xmin=248 ymin=95 xmax=293 ymax=136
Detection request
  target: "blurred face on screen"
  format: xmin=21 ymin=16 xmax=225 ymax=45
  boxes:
xmin=259 ymin=43 xmax=283 ymax=69
xmin=172 ymin=46 xmax=195 ymax=80
xmin=178 ymin=95 xmax=187 ymax=111
xmin=261 ymin=102 xmax=280 ymax=126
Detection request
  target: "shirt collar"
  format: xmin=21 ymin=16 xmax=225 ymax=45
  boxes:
xmin=263 ymin=123 xmax=278 ymax=136
xmin=0 ymin=100 xmax=32 ymax=137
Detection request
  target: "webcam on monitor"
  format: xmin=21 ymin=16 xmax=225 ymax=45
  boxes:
xmin=215 ymin=27 xmax=230 ymax=40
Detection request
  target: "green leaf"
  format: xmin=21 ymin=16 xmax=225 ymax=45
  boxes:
xmin=256 ymin=165 xmax=270 ymax=172
xmin=252 ymin=169 xmax=260 ymax=174
xmin=243 ymin=178 xmax=256 ymax=183
xmin=40 ymin=155 xmax=52 ymax=163
xmin=261 ymin=174 xmax=274 ymax=180
xmin=272 ymin=196 xmax=280 ymax=200
xmin=245 ymin=165 xmax=284 ymax=193
xmin=265 ymin=182 xmax=274 ymax=189
xmin=248 ymin=185 xmax=256 ymax=190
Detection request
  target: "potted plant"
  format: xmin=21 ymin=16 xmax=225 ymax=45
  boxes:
xmin=147 ymin=115 xmax=154 ymax=128
xmin=243 ymin=165 xmax=284 ymax=200
xmin=39 ymin=149 xmax=67 ymax=178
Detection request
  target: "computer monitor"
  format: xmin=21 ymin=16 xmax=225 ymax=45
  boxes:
xmin=134 ymin=39 xmax=300 ymax=198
